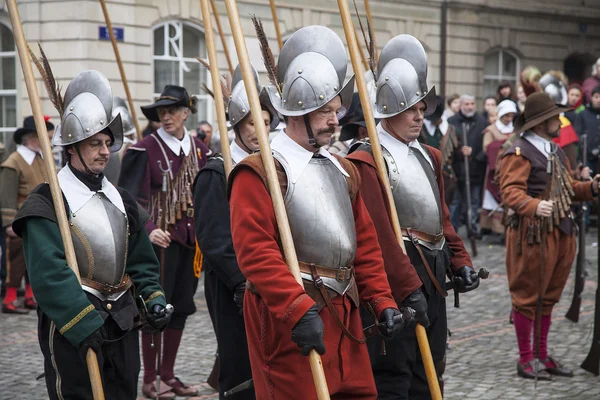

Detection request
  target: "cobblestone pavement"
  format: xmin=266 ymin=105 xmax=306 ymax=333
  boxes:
xmin=1 ymin=231 xmax=600 ymax=399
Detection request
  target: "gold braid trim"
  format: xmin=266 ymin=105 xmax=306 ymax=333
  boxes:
xmin=145 ymin=291 xmax=165 ymax=304
xmin=59 ymin=304 xmax=95 ymax=334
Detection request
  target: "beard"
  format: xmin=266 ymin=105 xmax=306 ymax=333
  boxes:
xmin=461 ymin=109 xmax=476 ymax=118
xmin=547 ymin=128 xmax=561 ymax=138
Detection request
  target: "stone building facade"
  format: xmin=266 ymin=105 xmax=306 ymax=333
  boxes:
xmin=0 ymin=0 xmax=598 ymax=146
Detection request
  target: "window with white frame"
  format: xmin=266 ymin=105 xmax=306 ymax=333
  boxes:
xmin=0 ymin=22 xmax=17 ymax=147
xmin=153 ymin=21 xmax=210 ymax=131
xmin=483 ymin=49 xmax=520 ymax=98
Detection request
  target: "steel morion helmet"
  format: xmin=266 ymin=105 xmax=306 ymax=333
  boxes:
xmin=228 ymin=64 xmax=279 ymax=130
xmin=53 ymin=70 xmax=123 ymax=152
xmin=265 ymin=25 xmax=355 ymax=120
xmin=112 ymin=97 xmax=136 ymax=138
xmin=373 ymin=35 xmax=436 ymax=119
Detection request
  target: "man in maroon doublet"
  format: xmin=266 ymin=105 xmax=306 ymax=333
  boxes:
xmin=119 ymin=85 xmax=209 ymax=398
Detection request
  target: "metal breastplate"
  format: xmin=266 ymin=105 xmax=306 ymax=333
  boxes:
xmin=70 ymin=193 xmax=129 ymax=300
xmin=274 ymin=152 xmax=357 ymax=295
xmin=384 ymin=145 xmax=445 ymax=250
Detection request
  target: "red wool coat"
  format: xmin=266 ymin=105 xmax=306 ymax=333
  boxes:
xmin=228 ymin=153 xmax=398 ymax=399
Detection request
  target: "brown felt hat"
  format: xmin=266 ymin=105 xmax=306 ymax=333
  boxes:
xmin=513 ymin=92 xmax=571 ymax=135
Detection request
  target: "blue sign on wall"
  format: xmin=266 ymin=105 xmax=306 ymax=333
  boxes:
xmin=99 ymin=26 xmax=124 ymax=42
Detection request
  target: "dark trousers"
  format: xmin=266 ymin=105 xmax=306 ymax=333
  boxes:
xmin=204 ymin=268 xmax=255 ymax=399
xmin=362 ymin=243 xmax=450 ymax=400
xmin=0 ymin=233 xmax=5 ymax=296
xmin=450 ymin=182 xmax=482 ymax=234
xmin=38 ymin=310 xmax=140 ymax=400
xmin=154 ymin=241 xmax=198 ymax=329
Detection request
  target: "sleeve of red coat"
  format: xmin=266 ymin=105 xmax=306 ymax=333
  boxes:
xmin=428 ymin=146 xmax=473 ymax=271
xmin=351 ymin=159 xmax=422 ymax=303
xmin=351 ymin=190 xmax=399 ymax=316
xmin=229 ymin=168 xmax=315 ymax=329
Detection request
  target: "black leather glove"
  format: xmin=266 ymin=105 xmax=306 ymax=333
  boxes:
xmin=401 ymin=288 xmax=430 ymax=328
xmin=78 ymin=328 xmax=103 ymax=361
xmin=454 ymin=266 xmax=480 ymax=293
xmin=291 ymin=304 xmax=325 ymax=356
xmin=146 ymin=304 xmax=173 ymax=332
xmin=378 ymin=308 xmax=406 ymax=339
xmin=233 ymin=282 xmax=246 ymax=311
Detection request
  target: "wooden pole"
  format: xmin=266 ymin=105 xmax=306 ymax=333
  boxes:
xmin=210 ymin=0 xmax=235 ymax=76
xmin=98 ymin=0 xmax=142 ymax=142
xmin=336 ymin=1 xmax=442 ymax=399
xmin=363 ymin=0 xmax=377 ymax=59
xmin=5 ymin=1 xmax=105 ymax=399
xmin=269 ymin=0 xmax=284 ymax=50
xmin=223 ymin=1 xmax=330 ymax=398
xmin=356 ymin=28 xmax=369 ymax=70
xmin=201 ymin=0 xmax=233 ymax=178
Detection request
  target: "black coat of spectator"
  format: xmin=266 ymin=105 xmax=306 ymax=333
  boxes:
xmin=448 ymin=111 xmax=489 ymax=185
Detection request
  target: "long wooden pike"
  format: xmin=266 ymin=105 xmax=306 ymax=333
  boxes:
xmin=269 ymin=0 xmax=284 ymax=50
xmin=201 ymin=0 xmax=233 ymax=178
xmin=223 ymin=1 xmax=330 ymax=398
xmin=98 ymin=0 xmax=142 ymax=142
xmin=336 ymin=1 xmax=441 ymax=399
xmin=364 ymin=0 xmax=378 ymax=60
xmin=5 ymin=1 xmax=105 ymax=399
xmin=210 ymin=0 xmax=235 ymax=76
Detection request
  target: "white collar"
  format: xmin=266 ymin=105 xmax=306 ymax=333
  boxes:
xmin=523 ymin=131 xmax=552 ymax=160
xmin=230 ymin=140 xmax=250 ymax=165
xmin=495 ymin=119 xmax=514 ymax=134
xmin=58 ymin=164 xmax=126 ymax=215
xmin=378 ymin=122 xmax=433 ymax=169
xmin=16 ymin=145 xmax=39 ymax=166
xmin=270 ymin=130 xmax=349 ymax=184
xmin=157 ymin=127 xmax=191 ymax=156
xmin=423 ymin=119 xmax=448 ymax=137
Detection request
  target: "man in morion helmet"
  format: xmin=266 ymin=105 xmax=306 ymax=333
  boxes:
xmin=195 ymin=64 xmax=278 ymax=400
xmin=347 ymin=35 xmax=479 ymax=399
xmin=227 ymin=26 xmax=406 ymax=399
xmin=12 ymin=70 xmax=170 ymax=399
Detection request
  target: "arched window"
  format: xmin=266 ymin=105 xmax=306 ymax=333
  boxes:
xmin=0 ymin=22 xmax=17 ymax=147
xmin=483 ymin=48 xmax=520 ymax=98
xmin=153 ymin=21 xmax=210 ymax=130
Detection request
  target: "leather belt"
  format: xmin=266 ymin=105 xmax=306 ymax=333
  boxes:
xmin=298 ymin=262 xmax=354 ymax=282
xmin=82 ymin=275 xmax=132 ymax=295
xmin=401 ymin=228 xmax=444 ymax=245
xmin=307 ymin=264 xmax=366 ymax=344
xmin=404 ymin=228 xmax=447 ymax=298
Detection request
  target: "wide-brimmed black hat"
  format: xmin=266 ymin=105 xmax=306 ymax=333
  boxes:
xmin=425 ymin=95 xmax=445 ymax=122
xmin=514 ymin=92 xmax=571 ymax=135
xmin=339 ymin=93 xmax=371 ymax=142
xmin=14 ymin=115 xmax=54 ymax=145
xmin=141 ymin=85 xmax=197 ymax=122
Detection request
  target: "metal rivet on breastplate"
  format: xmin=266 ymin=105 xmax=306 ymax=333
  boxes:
xmin=383 ymin=105 xmax=387 ymax=111
xmin=86 ymin=128 xmax=90 ymax=132
xmin=334 ymin=86 xmax=338 ymax=91
xmin=385 ymin=76 xmax=389 ymax=81
xmin=298 ymin=69 xmax=303 ymax=74
xmin=106 ymin=303 xmax=112 ymax=310
xmin=70 ymin=107 xmax=74 ymax=111
xmin=100 ymin=120 xmax=103 ymax=125
xmin=241 ymin=109 xmax=246 ymax=113
xmin=400 ymin=102 xmax=405 ymax=107
xmin=68 ymin=134 xmax=72 ymax=138
xmin=390 ymin=160 xmax=395 ymax=164
xmin=283 ymin=100 xmax=287 ymax=104
xmin=231 ymin=117 xmax=235 ymax=121
xmin=393 ymin=169 xmax=397 ymax=172
xmin=416 ymin=91 xmax=420 ymax=96
xmin=298 ymin=101 xmax=303 ymax=107
xmin=319 ymin=95 xmax=324 ymax=100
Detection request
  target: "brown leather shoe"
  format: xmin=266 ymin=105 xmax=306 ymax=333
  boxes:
xmin=163 ymin=377 xmax=198 ymax=397
xmin=541 ymin=356 xmax=574 ymax=377
xmin=2 ymin=301 xmax=29 ymax=314
xmin=517 ymin=361 xmax=552 ymax=381
xmin=24 ymin=298 xmax=37 ymax=310
xmin=141 ymin=382 xmax=175 ymax=399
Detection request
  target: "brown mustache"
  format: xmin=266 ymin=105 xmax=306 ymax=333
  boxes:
xmin=316 ymin=127 xmax=335 ymax=135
